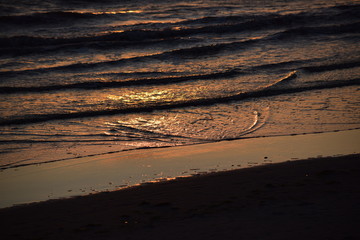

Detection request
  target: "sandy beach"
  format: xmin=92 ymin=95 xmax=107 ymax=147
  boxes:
xmin=1 ymin=153 xmax=359 ymax=240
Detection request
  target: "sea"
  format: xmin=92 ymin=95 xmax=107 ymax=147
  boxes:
xmin=0 ymin=0 xmax=359 ymax=170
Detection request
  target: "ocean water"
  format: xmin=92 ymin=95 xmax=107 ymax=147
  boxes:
xmin=0 ymin=0 xmax=359 ymax=170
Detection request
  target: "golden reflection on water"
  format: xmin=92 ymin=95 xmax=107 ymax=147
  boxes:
xmin=108 ymin=89 xmax=177 ymax=104
xmin=171 ymin=26 xmax=183 ymax=31
xmin=73 ymin=10 xmax=143 ymax=15
xmin=106 ymin=30 xmax=125 ymax=34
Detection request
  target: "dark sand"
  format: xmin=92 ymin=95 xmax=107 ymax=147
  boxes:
xmin=1 ymin=154 xmax=360 ymax=240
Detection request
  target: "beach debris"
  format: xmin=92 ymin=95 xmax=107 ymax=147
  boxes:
xmin=247 ymin=161 xmax=259 ymax=166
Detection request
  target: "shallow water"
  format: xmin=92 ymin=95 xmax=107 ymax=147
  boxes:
xmin=0 ymin=0 xmax=359 ymax=169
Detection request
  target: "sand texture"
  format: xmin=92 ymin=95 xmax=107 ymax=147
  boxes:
xmin=1 ymin=154 xmax=360 ymax=240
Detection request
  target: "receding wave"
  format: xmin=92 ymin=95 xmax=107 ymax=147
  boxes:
xmin=1 ymin=75 xmax=359 ymax=126
xmin=272 ymin=22 xmax=360 ymax=40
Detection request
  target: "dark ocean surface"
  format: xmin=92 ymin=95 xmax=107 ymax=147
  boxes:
xmin=0 ymin=0 xmax=359 ymax=170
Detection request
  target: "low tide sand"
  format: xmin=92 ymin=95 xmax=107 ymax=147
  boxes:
xmin=1 ymin=153 xmax=360 ymax=240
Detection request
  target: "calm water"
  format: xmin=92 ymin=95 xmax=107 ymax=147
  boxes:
xmin=0 ymin=0 xmax=359 ymax=170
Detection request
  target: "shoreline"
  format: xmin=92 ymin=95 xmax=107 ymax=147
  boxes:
xmin=0 ymin=129 xmax=359 ymax=209
xmin=1 ymin=153 xmax=359 ymax=239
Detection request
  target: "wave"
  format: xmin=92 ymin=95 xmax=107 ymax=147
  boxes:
xmin=0 ymin=11 xmax=112 ymax=26
xmin=272 ymin=22 xmax=360 ymax=40
xmin=1 ymin=3 xmax=358 ymax=28
xmin=0 ymin=38 xmax=262 ymax=75
xmin=1 ymin=3 xmax=359 ymax=52
xmin=301 ymin=60 xmax=360 ymax=72
xmin=2 ymin=20 xmax=359 ymax=77
xmin=0 ymin=74 xmax=359 ymax=126
xmin=0 ymin=70 xmax=240 ymax=93
xmin=1 ymin=58 xmax=358 ymax=93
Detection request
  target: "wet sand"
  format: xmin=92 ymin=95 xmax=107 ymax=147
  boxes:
xmin=1 ymin=129 xmax=359 ymax=209
xmin=1 ymin=153 xmax=359 ymax=240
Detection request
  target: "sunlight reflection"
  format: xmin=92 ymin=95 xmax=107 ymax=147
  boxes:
xmin=72 ymin=10 xmax=142 ymax=15
xmin=108 ymin=90 xmax=175 ymax=103
xmin=115 ymin=117 xmax=167 ymax=130
xmin=171 ymin=26 xmax=183 ymax=31
xmin=107 ymin=30 xmax=125 ymax=34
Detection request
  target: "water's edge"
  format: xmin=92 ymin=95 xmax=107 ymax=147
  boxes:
xmin=0 ymin=128 xmax=359 ymax=209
